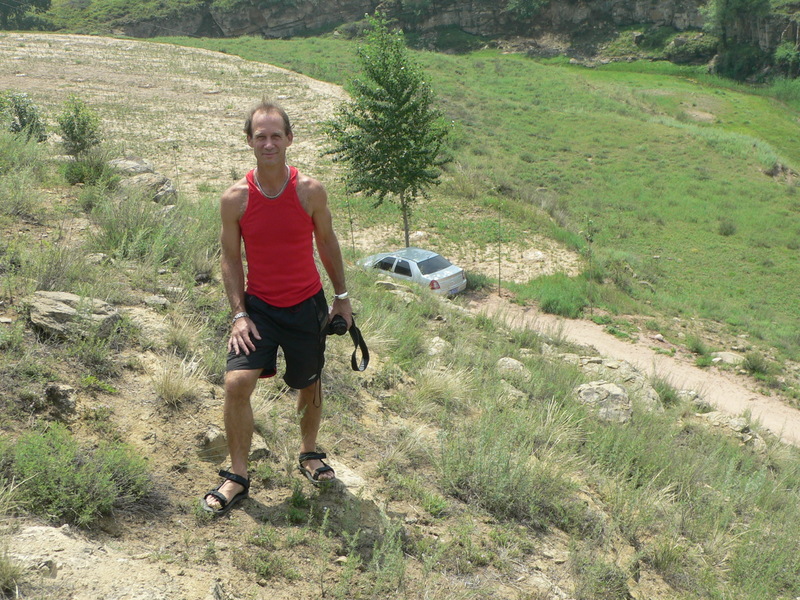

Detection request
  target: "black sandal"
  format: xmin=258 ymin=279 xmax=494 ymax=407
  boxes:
xmin=298 ymin=452 xmax=336 ymax=486
xmin=201 ymin=469 xmax=250 ymax=515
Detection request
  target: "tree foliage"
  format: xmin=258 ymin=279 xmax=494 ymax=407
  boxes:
xmin=0 ymin=0 xmax=51 ymax=29
xmin=57 ymin=95 xmax=102 ymax=156
xmin=324 ymin=13 xmax=450 ymax=247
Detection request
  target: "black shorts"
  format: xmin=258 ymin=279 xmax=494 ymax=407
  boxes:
xmin=226 ymin=290 xmax=328 ymax=389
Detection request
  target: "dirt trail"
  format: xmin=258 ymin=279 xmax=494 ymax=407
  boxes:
xmin=475 ymin=294 xmax=800 ymax=447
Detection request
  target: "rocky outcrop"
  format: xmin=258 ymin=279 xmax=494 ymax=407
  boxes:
xmin=119 ymin=0 xmax=707 ymax=41
xmin=26 ymin=291 xmax=121 ymax=339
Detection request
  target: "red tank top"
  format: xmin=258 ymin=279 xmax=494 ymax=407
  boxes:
xmin=240 ymin=166 xmax=321 ymax=307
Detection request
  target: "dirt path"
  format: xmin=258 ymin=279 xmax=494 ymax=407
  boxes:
xmin=474 ymin=294 xmax=800 ymax=447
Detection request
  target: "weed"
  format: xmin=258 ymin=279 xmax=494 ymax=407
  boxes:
xmin=62 ymin=149 xmax=117 ymax=186
xmin=695 ymin=354 xmax=714 ymax=368
xmin=0 ymin=167 xmax=42 ymax=219
xmin=6 ymin=423 xmax=151 ymax=527
xmin=718 ymin=218 xmax=737 ymax=236
xmin=651 ymin=375 xmax=681 ymax=407
xmin=571 ymin=548 xmax=629 ymax=600
xmin=0 ymin=547 xmax=23 ymax=598
xmin=151 ymin=353 xmax=205 ymax=408
xmin=686 ymin=334 xmax=710 ymax=356
xmin=742 ymin=351 xmax=771 ymax=376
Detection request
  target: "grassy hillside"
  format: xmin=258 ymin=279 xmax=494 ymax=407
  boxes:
xmin=155 ymin=35 xmax=800 ymax=380
xmin=4 ymin=33 xmax=800 ymax=600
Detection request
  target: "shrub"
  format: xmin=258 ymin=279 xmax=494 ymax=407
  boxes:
xmin=742 ymin=351 xmax=771 ymax=376
xmin=57 ymin=95 xmax=101 ymax=156
xmin=0 ymin=92 xmax=46 ymax=142
xmin=718 ymin=218 xmax=737 ymax=236
xmin=7 ymin=423 xmax=151 ymax=527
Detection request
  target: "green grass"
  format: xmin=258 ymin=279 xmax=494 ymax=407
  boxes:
xmin=3 ymin=423 xmax=152 ymax=527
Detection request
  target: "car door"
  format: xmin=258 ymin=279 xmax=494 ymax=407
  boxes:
xmin=392 ymin=258 xmax=414 ymax=283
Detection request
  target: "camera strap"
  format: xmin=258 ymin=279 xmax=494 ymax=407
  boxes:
xmin=348 ymin=318 xmax=369 ymax=372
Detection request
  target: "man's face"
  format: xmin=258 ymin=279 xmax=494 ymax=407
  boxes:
xmin=247 ymin=110 xmax=293 ymax=165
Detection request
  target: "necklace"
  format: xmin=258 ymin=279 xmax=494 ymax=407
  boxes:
xmin=254 ymin=166 xmax=290 ymax=199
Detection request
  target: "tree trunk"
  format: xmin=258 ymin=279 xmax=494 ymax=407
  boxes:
xmin=401 ymin=194 xmax=410 ymax=248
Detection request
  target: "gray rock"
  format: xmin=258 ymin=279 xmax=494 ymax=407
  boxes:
xmin=108 ymin=156 xmax=155 ymax=175
xmin=249 ymin=432 xmax=271 ymax=462
xmin=497 ymin=357 xmax=532 ymax=381
xmin=144 ymin=295 xmax=169 ymax=308
xmin=427 ymin=336 xmax=451 ymax=357
xmin=44 ymin=383 xmax=77 ymax=417
xmin=711 ymin=351 xmax=745 ymax=365
xmin=117 ymin=172 xmax=177 ymax=203
xmin=27 ymin=291 xmax=120 ymax=339
xmin=198 ymin=426 xmax=227 ymax=463
xmin=576 ymin=381 xmax=632 ymax=423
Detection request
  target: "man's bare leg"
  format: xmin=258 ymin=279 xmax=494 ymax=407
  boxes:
xmin=297 ymin=381 xmax=335 ymax=481
xmin=205 ymin=368 xmax=260 ymax=509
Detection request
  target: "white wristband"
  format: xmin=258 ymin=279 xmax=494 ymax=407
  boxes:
xmin=232 ymin=311 xmax=249 ymax=324
xmin=333 ymin=291 xmax=349 ymax=301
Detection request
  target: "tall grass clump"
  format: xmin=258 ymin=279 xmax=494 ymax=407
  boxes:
xmin=89 ymin=194 xmax=183 ymax=266
xmin=0 ymin=547 xmax=23 ymax=599
xmin=0 ymin=167 xmax=42 ymax=220
xmin=89 ymin=192 xmax=219 ymax=280
xmin=440 ymin=404 xmax=584 ymax=531
xmin=4 ymin=423 xmax=151 ymax=527
xmin=509 ymin=273 xmax=590 ymax=318
xmin=27 ymin=240 xmax=94 ymax=293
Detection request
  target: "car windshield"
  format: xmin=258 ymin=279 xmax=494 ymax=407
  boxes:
xmin=417 ymin=255 xmax=451 ymax=275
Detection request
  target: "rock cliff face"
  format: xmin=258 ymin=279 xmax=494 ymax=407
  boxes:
xmin=119 ymin=0 xmax=795 ymax=55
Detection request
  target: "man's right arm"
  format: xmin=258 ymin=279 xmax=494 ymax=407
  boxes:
xmin=220 ymin=181 xmax=260 ymax=354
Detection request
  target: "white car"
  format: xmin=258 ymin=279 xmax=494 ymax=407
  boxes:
xmin=358 ymin=247 xmax=467 ymax=295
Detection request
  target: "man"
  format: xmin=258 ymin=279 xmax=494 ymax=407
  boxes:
xmin=202 ymin=100 xmax=352 ymax=515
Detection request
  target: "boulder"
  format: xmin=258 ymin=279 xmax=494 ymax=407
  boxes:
xmin=576 ymin=381 xmax=632 ymax=423
xmin=117 ymin=172 xmax=177 ymax=203
xmin=107 ymin=156 xmax=155 ymax=175
xmin=198 ymin=426 xmax=227 ymax=463
xmin=44 ymin=383 xmax=77 ymax=417
xmin=27 ymin=291 xmax=120 ymax=339
xmin=497 ymin=357 xmax=532 ymax=382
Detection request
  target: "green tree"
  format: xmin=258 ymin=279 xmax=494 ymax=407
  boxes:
xmin=0 ymin=0 xmax=51 ymax=29
xmin=324 ymin=13 xmax=450 ymax=247
xmin=57 ymin=95 xmax=101 ymax=156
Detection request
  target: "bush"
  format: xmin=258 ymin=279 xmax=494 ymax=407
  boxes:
xmin=57 ymin=95 xmax=101 ymax=156
xmin=714 ymin=44 xmax=770 ymax=81
xmin=6 ymin=423 xmax=151 ymax=527
xmin=773 ymin=41 xmax=800 ymax=78
xmin=718 ymin=218 xmax=737 ymax=236
xmin=0 ymin=92 xmax=47 ymax=142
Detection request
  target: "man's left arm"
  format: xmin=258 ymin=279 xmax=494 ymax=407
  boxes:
xmin=307 ymin=178 xmax=353 ymax=328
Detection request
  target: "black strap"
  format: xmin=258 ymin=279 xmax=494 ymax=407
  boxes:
xmin=347 ymin=319 xmax=369 ymax=372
